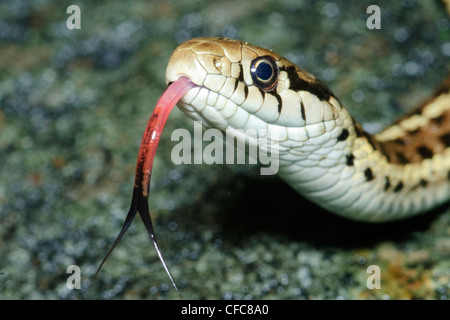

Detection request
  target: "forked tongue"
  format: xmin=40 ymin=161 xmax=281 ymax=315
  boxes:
xmin=95 ymin=77 xmax=195 ymax=291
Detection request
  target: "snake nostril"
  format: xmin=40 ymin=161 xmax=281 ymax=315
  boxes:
xmin=213 ymin=56 xmax=222 ymax=71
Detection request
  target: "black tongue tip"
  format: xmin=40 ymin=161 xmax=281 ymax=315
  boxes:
xmin=136 ymin=190 xmax=178 ymax=292
xmin=93 ymin=188 xmax=139 ymax=282
xmin=94 ymin=187 xmax=178 ymax=292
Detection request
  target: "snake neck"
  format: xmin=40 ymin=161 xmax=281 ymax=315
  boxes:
xmin=278 ymin=76 xmax=450 ymax=221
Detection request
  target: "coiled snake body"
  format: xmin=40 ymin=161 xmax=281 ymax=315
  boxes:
xmin=166 ymin=37 xmax=450 ymax=222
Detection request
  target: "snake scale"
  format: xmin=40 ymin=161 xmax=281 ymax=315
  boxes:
xmin=165 ymin=37 xmax=450 ymax=222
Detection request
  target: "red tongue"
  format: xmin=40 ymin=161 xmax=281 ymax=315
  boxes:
xmin=95 ymin=77 xmax=195 ymax=291
xmin=136 ymin=77 xmax=196 ymax=197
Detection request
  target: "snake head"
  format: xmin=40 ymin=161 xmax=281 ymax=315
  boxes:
xmin=165 ymin=37 xmax=342 ymax=143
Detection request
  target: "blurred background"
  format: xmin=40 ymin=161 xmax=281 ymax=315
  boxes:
xmin=0 ymin=0 xmax=449 ymax=299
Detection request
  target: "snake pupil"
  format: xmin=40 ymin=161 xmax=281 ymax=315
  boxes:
xmin=256 ymin=61 xmax=272 ymax=80
xmin=250 ymin=56 xmax=278 ymax=91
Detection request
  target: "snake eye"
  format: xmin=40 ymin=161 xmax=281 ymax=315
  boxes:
xmin=250 ymin=56 xmax=279 ymax=91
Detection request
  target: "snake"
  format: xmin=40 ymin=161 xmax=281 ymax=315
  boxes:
xmin=96 ymin=30 xmax=450 ymax=290
xmin=165 ymin=37 xmax=450 ymax=222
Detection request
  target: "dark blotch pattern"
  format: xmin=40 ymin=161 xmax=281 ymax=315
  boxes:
xmin=237 ymin=63 xmax=244 ymax=82
xmin=394 ymin=181 xmax=404 ymax=192
xmin=412 ymin=179 xmax=428 ymax=190
xmin=353 ymin=121 xmax=381 ymax=153
xmin=364 ymin=168 xmax=374 ymax=181
xmin=431 ymin=115 xmax=444 ymax=125
xmin=300 ymin=101 xmax=306 ymax=121
xmin=417 ymin=145 xmax=433 ymax=159
xmin=346 ymin=153 xmax=355 ymax=166
xmin=337 ymin=129 xmax=349 ymax=142
xmin=233 ymin=78 xmax=239 ymax=92
xmin=266 ymin=91 xmax=283 ymax=113
xmin=281 ymin=66 xmax=333 ymax=101
xmin=384 ymin=177 xmax=391 ymax=191
xmin=393 ymin=138 xmax=406 ymax=145
xmin=395 ymin=152 xmax=409 ymax=164
xmin=440 ymin=132 xmax=450 ymax=147
xmin=258 ymin=88 xmax=265 ymax=101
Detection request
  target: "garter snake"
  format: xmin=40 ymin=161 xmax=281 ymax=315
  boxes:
xmin=165 ymin=37 xmax=450 ymax=222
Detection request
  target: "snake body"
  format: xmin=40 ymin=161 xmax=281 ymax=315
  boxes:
xmin=165 ymin=37 xmax=450 ymax=222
